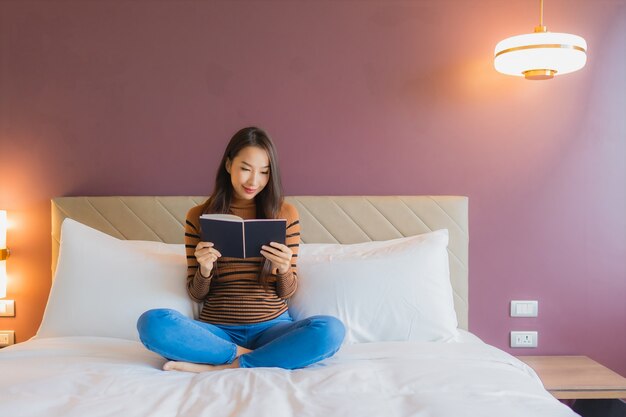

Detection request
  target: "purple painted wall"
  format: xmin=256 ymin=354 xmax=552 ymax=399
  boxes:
xmin=1 ymin=1 xmax=624 ymax=374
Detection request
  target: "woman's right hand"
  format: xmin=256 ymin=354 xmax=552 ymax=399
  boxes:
xmin=195 ymin=242 xmax=222 ymax=277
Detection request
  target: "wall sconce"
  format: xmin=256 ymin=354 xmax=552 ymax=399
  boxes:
xmin=0 ymin=210 xmax=9 ymax=299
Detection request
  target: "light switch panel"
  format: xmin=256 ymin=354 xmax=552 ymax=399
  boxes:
xmin=0 ymin=300 xmax=15 ymax=317
xmin=510 ymin=300 xmax=538 ymax=317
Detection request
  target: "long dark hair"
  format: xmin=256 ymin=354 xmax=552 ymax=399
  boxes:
xmin=203 ymin=126 xmax=284 ymax=287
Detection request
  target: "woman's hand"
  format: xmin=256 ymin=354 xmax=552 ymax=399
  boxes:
xmin=195 ymin=242 xmax=221 ymax=278
xmin=261 ymin=242 xmax=293 ymax=275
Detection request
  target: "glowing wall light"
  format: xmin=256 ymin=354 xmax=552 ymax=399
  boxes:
xmin=0 ymin=210 xmax=9 ymax=298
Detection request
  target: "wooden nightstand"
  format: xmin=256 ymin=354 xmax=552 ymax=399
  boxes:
xmin=517 ymin=355 xmax=626 ymax=400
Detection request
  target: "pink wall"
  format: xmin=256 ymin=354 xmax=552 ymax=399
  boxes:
xmin=1 ymin=1 xmax=624 ymax=374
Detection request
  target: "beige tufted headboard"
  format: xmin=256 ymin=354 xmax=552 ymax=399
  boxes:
xmin=51 ymin=196 xmax=469 ymax=330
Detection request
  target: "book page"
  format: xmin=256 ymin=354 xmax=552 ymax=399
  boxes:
xmin=200 ymin=214 xmax=243 ymax=222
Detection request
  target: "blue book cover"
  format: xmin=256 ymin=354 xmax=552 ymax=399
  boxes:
xmin=200 ymin=214 xmax=286 ymax=258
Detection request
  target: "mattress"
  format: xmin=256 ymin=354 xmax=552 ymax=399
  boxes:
xmin=0 ymin=331 xmax=578 ymax=417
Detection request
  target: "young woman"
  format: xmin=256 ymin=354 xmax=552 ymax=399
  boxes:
xmin=137 ymin=127 xmax=345 ymax=372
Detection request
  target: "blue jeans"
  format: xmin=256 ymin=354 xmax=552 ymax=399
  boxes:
xmin=136 ymin=309 xmax=345 ymax=370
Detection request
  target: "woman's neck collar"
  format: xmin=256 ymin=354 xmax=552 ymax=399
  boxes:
xmin=231 ymin=194 xmax=256 ymax=209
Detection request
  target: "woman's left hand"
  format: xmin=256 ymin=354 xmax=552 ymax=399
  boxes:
xmin=261 ymin=242 xmax=293 ymax=275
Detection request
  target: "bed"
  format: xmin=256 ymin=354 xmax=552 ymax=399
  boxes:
xmin=0 ymin=196 xmax=578 ymax=417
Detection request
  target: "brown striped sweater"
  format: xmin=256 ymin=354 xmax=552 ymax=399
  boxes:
xmin=185 ymin=197 xmax=300 ymax=324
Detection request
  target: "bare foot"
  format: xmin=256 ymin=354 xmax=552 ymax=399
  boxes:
xmin=163 ymin=358 xmax=240 ymax=373
xmin=162 ymin=345 xmax=252 ymax=373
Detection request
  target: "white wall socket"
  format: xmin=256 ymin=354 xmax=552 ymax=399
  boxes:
xmin=510 ymin=331 xmax=538 ymax=348
xmin=0 ymin=330 xmax=15 ymax=347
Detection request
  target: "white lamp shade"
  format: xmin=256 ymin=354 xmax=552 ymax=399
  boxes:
xmin=494 ymin=31 xmax=587 ymax=77
xmin=0 ymin=210 xmax=6 ymax=298
xmin=0 ymin=210 xmax=6 ymax=248
xmin=0 ymin=261 xmax=6 ymax=298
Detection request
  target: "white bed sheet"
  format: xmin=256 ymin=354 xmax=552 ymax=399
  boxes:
xmin=0 ymin=332 xmax=577 ymax=417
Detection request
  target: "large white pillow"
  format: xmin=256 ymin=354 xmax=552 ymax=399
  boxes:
xmin=289 ymin=229 xmax=458 ymax=344
xmin=37 ymin=219 xmax=194 ymax=341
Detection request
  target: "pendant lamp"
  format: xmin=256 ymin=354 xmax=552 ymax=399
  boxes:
xmin=494 ymin=0 xmax=587 ymax=80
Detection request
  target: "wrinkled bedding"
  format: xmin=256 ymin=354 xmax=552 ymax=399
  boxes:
xmin=0 ymin=333 xmax=577 ymax=417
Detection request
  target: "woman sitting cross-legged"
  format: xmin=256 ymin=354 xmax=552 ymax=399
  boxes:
xmin=137 ymin=126 xmax=345 ymax=372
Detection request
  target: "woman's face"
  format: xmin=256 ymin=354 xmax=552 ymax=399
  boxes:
xmin=226 ymin=146 xmax=271 ymax=201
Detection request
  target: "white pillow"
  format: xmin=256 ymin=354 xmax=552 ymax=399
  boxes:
xmin=37 ymin=219 xmax=194 ymax=341
xmin=289 ymin=229 xmax=458 ymax=344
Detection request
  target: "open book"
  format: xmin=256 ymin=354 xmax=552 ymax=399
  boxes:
xmin=199 ymin=214 xmax=287 ymax=258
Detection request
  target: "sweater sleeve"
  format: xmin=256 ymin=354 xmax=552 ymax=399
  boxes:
xmin=185 ymin=205 xmax=213 ymax=303
xmin=275 ymin=204 xmax=300 ymax=299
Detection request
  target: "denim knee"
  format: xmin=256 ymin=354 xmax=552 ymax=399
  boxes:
xmin=309 ymin=315 xmax=346 ymax=350
xmin=136 ymin=308 xmax=179 ymax=344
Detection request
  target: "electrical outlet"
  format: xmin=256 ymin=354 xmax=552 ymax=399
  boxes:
xmin=0 ymin=330 xmax=15 ymax=347
xmin=510 ymin=331 xmax=538 ymax=348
